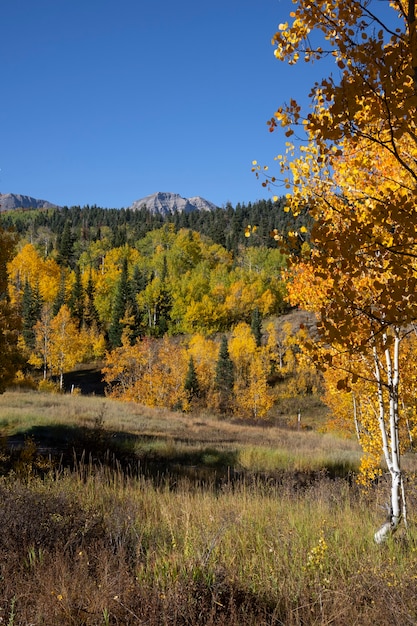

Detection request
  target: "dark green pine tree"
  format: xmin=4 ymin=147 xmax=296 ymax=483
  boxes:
xmin=57 ymin=220 xmax=75 ymax=267
xmin=131 ymin=264 xmax=148 ymax=294
xmin=214 ymin=336 xmax=235 ymax=413
xmin=126 ymin=265 xmax=147 ymax=341
xmin=108 ymin=257 xmax=129 ymax=348
xmin=53 ymin=271 xmax=67 ymax=316
xmin=21 ymin=279 xmax=42 ymax=350
xmin=161 ymin=254 xmax=169 ymax=282
xmin=68 ymin=265 xmax=84 ymax=329
xmin=184 ymin=356 xmax=200 ymax=402
xmin=152 ymin=255 xmax=172 ymax=337
xmin=155 ymin=284 xmax=172 ymax=337
xmin=84 ymin=269 xmax=100 ymax=330
xmin=250 ymin=306 xmax=262 ymax=348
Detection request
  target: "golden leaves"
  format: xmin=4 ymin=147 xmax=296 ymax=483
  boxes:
xmin=244 ymin=225 xmax=257 ymax=238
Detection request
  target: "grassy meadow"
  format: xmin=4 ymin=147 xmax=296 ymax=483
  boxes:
xmin=0 ymin=391 xmax=417 ymax=625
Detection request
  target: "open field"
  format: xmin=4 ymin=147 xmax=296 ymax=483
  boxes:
xmin=0 ymin=391 xmax=417 ymax=625
xmin=0 ymin=390 xmax=361 ymax=479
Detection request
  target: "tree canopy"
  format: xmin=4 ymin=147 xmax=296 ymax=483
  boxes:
xmin=255 ymin=0 xmax=417 ymax=541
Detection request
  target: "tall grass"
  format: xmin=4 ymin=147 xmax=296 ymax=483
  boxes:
xmin=0 ymin=391 xmax=416 ymax=624
xmin=0 ymin=466 xmax=416 ymax=625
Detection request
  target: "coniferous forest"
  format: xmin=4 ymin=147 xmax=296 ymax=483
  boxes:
xmin=0 ymin=197 xmax=312 ymax=254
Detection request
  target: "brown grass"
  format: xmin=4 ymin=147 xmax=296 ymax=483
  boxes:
xmin=0 ymin=391 xmax=416 ymax=625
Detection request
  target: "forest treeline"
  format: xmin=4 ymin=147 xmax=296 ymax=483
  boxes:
xmin=0 ymin=197 xmax=312 ymax=255
xmin=0 ymin=200 xmax=319 ymax=419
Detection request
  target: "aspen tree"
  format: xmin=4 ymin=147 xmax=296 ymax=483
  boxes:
xmin=257 ymin=0 xmax=417 ymax=540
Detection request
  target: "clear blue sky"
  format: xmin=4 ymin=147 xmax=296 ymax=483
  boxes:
xmin=1 ymin=0 xmax=320 ymax=209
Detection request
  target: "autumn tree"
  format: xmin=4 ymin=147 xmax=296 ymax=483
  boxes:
xmin=7 ymin=242 xmax=60 ymax=307
xmin=256 ymin=0 xmax=417 ymax=541
xmin=229 ymin=322 xmax=274 ymax=420
xmin=49 ymin=305 xmax=86 ymax=389
xmin=103 ymin=336 xmax=188 ymax=409
xmin=187 ymin=333 xmax=219 ymax=408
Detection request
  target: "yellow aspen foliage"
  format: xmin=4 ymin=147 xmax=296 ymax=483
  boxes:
xmin=229 ymin=322 xmax=274 ymax=419
xmin=186 ymin=333 xmax=218 ymax=404
xmin=49 ymin=305 xmax=86 ymax=389
xmin=103 ymin=336 xmax=188 ymax=410
xmin=7 ymin=243 xmax=61 ymax=305
xmin=182 ymin=294 xmax=224 ymax=334
xmin=102 ymin=336 xmax=149 ymax=400
xmin=80 ymin=326 xmax=107 ymax=361
xmin=233 ymin=349 xmax=274 ymax=420
xmin=228 ymin=322 xmax=257 ymax=379
xmin=391 ymin=331 xmax=417 ymax=450
xmin=90 ymin=245 xmax=142 ymax=325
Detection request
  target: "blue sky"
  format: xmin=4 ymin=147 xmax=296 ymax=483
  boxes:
xmin=1 ymin=0 xmax=321 ymax=209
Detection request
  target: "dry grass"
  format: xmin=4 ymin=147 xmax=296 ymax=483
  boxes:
xmin=0 ymin=390 xmax=363 ymax=482
xmin=0 ymin=390 xmax=416 ymax=625
xmin=0 ymin=467 xmax=417 ymax=625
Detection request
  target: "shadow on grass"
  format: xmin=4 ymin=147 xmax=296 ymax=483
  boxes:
xmin=5 ymin=423 xmax=240 ymax=486
xmin=2 ymin=419 xmax=357 ymax=489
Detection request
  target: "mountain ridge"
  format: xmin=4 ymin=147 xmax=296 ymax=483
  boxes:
xmin=0 ymin=191 xmax=218 ymax=214
xmin=128 ymin=192 xmax=218 ymax=214
xmin=0 ymin=193 xmax=60 ymax=211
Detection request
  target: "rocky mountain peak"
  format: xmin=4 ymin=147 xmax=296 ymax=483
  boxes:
xmin=129 ymin=192 xmax=218 ymax=215
xmin=0 ymin=193 xmax=59 ymax=211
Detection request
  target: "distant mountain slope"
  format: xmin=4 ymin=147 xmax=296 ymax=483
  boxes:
xmin=129 ymin=192 xmax=218 ymax=215
xmin=0 ymin=193 xmax=59 ymax=211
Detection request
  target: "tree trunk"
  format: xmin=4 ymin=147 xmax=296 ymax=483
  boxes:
xmin=373 ymin=330 xmax=406 ymax=543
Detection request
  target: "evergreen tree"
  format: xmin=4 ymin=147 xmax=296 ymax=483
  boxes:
xmin=155 ymin=284 xmax=172 ymax=337
xmin=152 ymin=256 xmax=172 ymax=337
xmin=127 ymin=265 xmax=147 ymax=341
xmin=108 ymin=257 xmax=129 ymax=347
xmin=161 ymin=254 xmax=169 ymax=281
xmin=250 ymin=306 xmax=262 ymax=347
xmin=214 ymin=336 xmax=235 ymax=413
xmin=184 ymin=355 xmax=200 ymax=401
xmin=53 ymin=271 xmax=67 ymax=316
xmin=57 ymin=220 xmax=75 ymax=267
xmin=84 ymin=269 xmax=100 ymax=329
xmin=131 ymin=264 xmax=148 ymax=293
xmin=21 ymin=279 xmax=42 ymax=350
xmin=68 ymin=265 xmax=84 ymax=329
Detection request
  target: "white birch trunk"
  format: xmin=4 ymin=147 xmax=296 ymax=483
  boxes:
xmin=352 ymin=393 xmax=361 ymax=443
xmin=374 ymin=329 xmax=405 ymax=544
